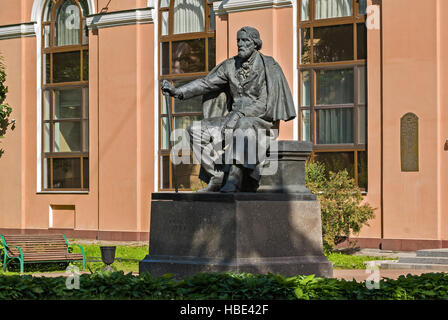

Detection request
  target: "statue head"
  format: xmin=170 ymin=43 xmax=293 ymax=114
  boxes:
xmin=237 ymin=26 xmax=262 ymax=60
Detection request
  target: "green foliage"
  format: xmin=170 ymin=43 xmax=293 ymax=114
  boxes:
xmin=0 ymin=55 xmax=15 ymax=156
xmin=0 ymin=271 xmax=447 ymax=300
xmin=325 ymin=252 xmax=395 ymax=269
xmin=305 ymin=160 xmax=375 ymax=250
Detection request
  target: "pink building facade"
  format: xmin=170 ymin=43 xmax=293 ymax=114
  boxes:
xmin=0 ymin=0 xmax=447 ymax=250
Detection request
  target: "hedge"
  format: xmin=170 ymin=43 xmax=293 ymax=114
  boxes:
xmin=0 ymin=271 xmax=448 ymax=300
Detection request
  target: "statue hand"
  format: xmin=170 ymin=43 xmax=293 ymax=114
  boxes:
xmin=161 ymin=80 xmax=181 ymax=98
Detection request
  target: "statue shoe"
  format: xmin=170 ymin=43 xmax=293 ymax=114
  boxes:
xmin=220 ymin=165 xmax=243 ymax=193
xmin=197 ymin=176 xmax=223 ymax=192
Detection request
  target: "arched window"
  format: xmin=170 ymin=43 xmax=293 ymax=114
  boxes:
xmin=159 ymin=0 xmax=216 ymax=191
xmin=298 ymin=0 xmax=367 ymax=189
xmin=42 ymin=0 xmax=89 ymax=191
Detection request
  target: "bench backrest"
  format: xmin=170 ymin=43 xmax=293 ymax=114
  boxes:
xmin=1 ymin=234 xmax=69 ymax=256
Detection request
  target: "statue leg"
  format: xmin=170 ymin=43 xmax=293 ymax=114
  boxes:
xmin=187 ymin=118 xmax=225 ymax=192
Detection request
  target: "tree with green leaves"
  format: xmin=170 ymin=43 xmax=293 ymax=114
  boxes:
xmin=0 ymin=54 xmax=15 ymax=157
xmin=305 ymin=160 xmax=375 ymax=250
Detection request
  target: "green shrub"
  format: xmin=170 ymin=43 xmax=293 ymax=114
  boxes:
xmin=305 ymin=160 xmax=375 ymax=250
xmin=0 ymin=271 xmax=447 ymax=300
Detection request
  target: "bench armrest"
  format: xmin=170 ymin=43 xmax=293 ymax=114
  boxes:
xmin=4 ymin=245 xmax=23 ymax=258
xmin=67 ymin=244 xmax=85 ymax=257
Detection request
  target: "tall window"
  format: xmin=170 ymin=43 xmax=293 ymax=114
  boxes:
xmin=298 ymin=0 xmax=367 ymax=189
xmin=159 ymin=0 xmax=216 ymax=191
xmin=42 ymin=0 xmax=89 ymax=191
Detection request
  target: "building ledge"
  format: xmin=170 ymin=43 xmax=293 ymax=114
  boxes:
xmin=213 ymin=0 xmax=292 ymax=16
xmin=87 ymin=7 xmax=154 ymax=30
xmin=0 ymin=22 xmax=36 ymax=40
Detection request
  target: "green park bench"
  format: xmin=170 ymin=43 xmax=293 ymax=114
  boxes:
xmin=0 ymin=234 xmax=85 ymax=273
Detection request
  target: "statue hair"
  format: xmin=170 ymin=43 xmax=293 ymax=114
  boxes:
xmin=238 ymin=26 xmax=263 ymax=50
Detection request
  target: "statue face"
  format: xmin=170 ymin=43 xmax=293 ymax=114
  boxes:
xmin=237 ymin=31 xmax=256 ymax=60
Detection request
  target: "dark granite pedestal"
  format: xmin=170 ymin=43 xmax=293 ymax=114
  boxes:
xmin=139 ymin=192 xmax=333 ymax=278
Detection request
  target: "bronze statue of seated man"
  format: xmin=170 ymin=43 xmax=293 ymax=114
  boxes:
xmin=161 ymin=26 xmax=296 ymax=193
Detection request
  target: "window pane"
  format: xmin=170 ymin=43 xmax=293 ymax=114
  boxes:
xmin=315 ymin=0 xmax=352 ymax=19
xmin=55 ymin=0 xmax=80 ymax=46
xmin=82 ymin=120 xmax=89 ymax=152
xmin=300 ymin=28 xmax=311 ymax=64
xmin=172 ymin=39 xmax=206 ymax=74
xmin=82 ymin=87 xmax=89 ymax=118
xmin=52 ymin=158 xmax=81 ymax=189
xmin=358 ymin=66 xmax=366 ymax=104
xmin=314 ymin=24 xmax=354 ymax=63
xmin=53 ymin=51 xmax=81 ymax=83
xmin=43 ymin=90 xmax=51 ymax=120
xmin=54 ymin=122 xmax=81 ymax=152
xmin=173 ymin=80 xmax=203 ymax=113
xmin=209 ymin=5 xmax=216 ymax=31
xmin=301 ymin=110 xmax=311 ymax=142
xmin=44 ymin=123 xmax=51 ymax=152
xmin=160 ymin=42 xmax=169 ymax=75
xmin=161 ymin=11 xmax=169 ymax=36
xmin=357 ymin=151 xmax=367 ymax=189
xmin=314 ymin=151 xmax=355 ymax=178
xmin=55 ymin=89 xmax=82 ymax=119
xmin=160 ymin=0 xmax=170 ymax=8
xmin=301 ymin=70 xmax=311 ymax=106
xmin=316 ymin=108 xmax=354 ymax=144
xmin=161 ymin=90 xmax=169 ymax=114
xmin=44 ymin=54 xmax=51 ymax=84
xmin=79 ymin=0 xmax=89 ymax=16
xmin=174 ymin=163 xmax=201 ymax=189
xmin=82 ymin=19 xmax=88 ymax=45
xmin=83 ymin=157 xmax=89 ymax=188
xmin=174 ymin=116 xmax=202 ymax=132
xmin=83 ymin=50 xmax=89 ymax=80
xmin=358 ymin=0 xmax=367 ymax=15
xmin=316 ymin=68 xmax=354 ymax=105
xmin=43 ymin=158 xmax=51 ymax=189
xmin=301 ymin=0 xmax=310 ymax=21
xmin=161 ymin=117 xmax=170 ymax=150
xmin=358 ymin=106 xmax=366 ymax=144
xmin=43 ymin=25 xmax=50 ymax=48
xmin=43 ymin=1 xmax=54 ymax=22
xmin=357 ymin=23 xmax=367 ymax=60
xmin=161 ymin=155 xmax=170 ymax=189
xmin=173 ymin=0 xmax=205 ymax=34
xmin=208 ymin=38 xmax=216 ymax=71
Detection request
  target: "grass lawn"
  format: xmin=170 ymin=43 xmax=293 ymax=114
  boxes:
xmin=0 ymin=241 xmax=396 ymax=275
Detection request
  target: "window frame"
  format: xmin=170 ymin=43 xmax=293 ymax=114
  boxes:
xmin=41 ymin=0 xmax=89 ymax=192
xmin=158 ymin=0 xmax=216 ymax=191
xmin=298 ymin=0 xmax=367 ymax=189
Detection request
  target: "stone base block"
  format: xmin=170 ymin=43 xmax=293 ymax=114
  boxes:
xmin=139 ymin=193 xmax=333 ymax=278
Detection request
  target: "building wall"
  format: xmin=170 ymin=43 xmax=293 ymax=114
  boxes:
xmin=0 ymin=0 xmax=447 ymax=247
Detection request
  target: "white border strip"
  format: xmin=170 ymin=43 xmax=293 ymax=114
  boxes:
xmin=0 ymin=23 xmax=36 ymax=40
xmin=213 ymin=0 xmax=293 ymax=15
xmin=87 ymin=8 xmax=154 ymax=30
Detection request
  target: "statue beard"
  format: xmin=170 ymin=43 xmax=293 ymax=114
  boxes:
xmin=238 ymin=48 xmax=255 ymax=61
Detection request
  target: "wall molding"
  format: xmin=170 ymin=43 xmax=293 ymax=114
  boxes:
xmin=0 ymin=22 xmax=36 ymax=40
xmin=87 ymin=8 xmax=154 ymax=30
xmin=213 ymin=0 xmax=293 ymax=15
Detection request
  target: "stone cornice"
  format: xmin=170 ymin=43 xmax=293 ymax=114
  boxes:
xmin=213 ymin=0 xmax=293 ymax=15
xmin=0 ymin=22 xmax=36 ymax=40
xmin=87 ymin=8 xmax=154 ymax=30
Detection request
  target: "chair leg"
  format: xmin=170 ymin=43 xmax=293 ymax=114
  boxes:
xmin=19 ymin=258 xmax=24 ymax=274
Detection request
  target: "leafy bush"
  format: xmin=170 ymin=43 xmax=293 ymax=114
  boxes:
xmin=305 ymin=160 xmax=375 ymax=250
xmin=0 ymin=55 xmax=14 ymax=156
xmin=0 ymin=271 xmax=447 ymax=300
